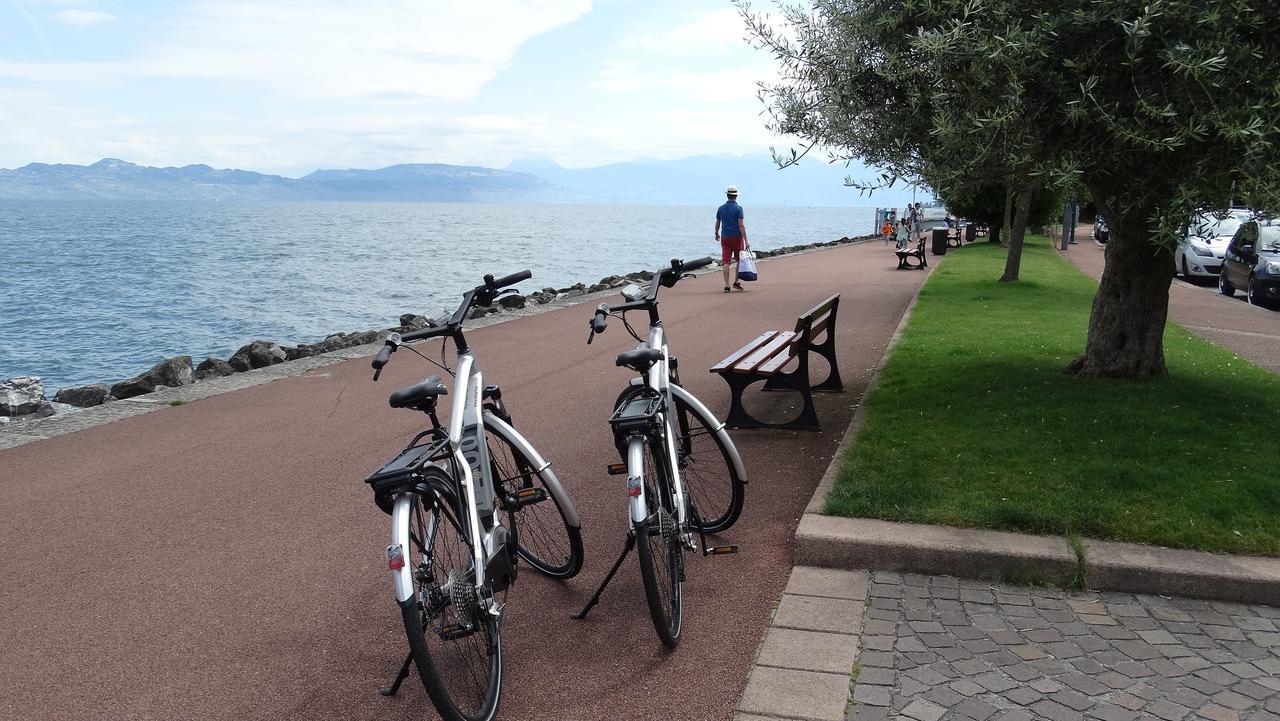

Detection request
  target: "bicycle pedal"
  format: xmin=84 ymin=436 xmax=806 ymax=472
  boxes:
xmin=437 ymin=623 xmax=477 ymax=641
xmin=605 ymin=462 xmax=627 ymax=476
xmin=706 ymin=545 xmax=739 ymax=555
xmin=508 ymin=487 xmax=547 ymax=509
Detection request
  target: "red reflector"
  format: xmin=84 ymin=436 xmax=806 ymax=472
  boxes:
xmin=628 ymin=486 xmax=642 ymax=497
xmin=388 ymin=556 xmax=405 ymax=571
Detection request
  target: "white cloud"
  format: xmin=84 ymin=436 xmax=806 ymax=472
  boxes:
xmin=6 ymin=1 xmax=593 ymax=103
xmin=621 ymin=8 xmax=746 ymax=56
xmin=0 ymin=0 xmax=804 ymax=174
xmin=53 ymin=9 xmax=117 ymax=26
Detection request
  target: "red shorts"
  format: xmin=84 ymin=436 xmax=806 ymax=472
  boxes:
xmin=720 ymin=236 xmax=744 ymax=263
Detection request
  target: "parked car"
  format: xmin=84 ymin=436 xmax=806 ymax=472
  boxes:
xmin=1092 ymin=216 xmax=1109 ymax=243
xmin=1175 ymin=213 xmax=1246 ymax=280
xmin=1219 ymin=218 xmax=1280 ymax=308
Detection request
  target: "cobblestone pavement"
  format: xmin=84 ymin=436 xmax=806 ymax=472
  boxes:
xmin=848 ymin=572 xmax=1280 ymax=721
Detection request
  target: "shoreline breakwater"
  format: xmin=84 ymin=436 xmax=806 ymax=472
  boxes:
xmin=0 ymin=234 xmax=875 ymax=430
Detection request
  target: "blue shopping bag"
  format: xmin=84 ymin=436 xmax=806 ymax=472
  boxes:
xmin=737 ymin=250 xmax=759 ymax=282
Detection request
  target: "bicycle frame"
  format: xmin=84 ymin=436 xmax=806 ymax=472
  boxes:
xmin=624 ymin=323 xmax=699 ymax=534
xmin=389 ymin=349 xmax=498 ymax=614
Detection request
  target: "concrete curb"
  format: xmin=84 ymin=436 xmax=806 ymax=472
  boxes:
xmin=794 ymin=247 xmax=1280 ymax=605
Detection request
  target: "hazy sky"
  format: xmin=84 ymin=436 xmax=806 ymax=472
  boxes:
xmin=0 ymin=0 xmax=807 ymax=176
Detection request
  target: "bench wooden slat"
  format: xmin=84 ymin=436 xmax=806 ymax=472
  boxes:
xmin=795 ymin=295 xmax=838 ymax=327
xmin=756 ymin=345 xmax=799 ymax=375
xmin=733 ymin=331 xmax=797 ymax=374
xmin=809 ymin=314 xmax=832 ymax=341
xmin=710 ymin=331 xmax=777 ymax=373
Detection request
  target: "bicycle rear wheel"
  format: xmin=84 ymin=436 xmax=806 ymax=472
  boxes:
xmin=400 ymin=480 xmax=502 ymax=721
xmin=617 ymin=385 xmax=744 ymax=533
xmin=632 ymin=435 xmax=683 ymax=648
xmin=485 ymin=424 xmax=584 ymax=579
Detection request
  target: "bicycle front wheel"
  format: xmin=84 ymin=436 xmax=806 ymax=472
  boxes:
xmin=400 ymin=481 xmax=502 ymax=721
xmin=485 ymin=422 xmax=584 ymax=579
xmin=617 ymin=385 xmax=744 ymax=533
xmin=632 ymin=435 xmax=683 ymax=648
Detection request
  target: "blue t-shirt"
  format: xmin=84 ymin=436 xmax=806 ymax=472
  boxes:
xmin=717 ymin=201 xmax=744 ymax=237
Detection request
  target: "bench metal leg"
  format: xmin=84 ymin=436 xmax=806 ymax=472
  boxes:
xmin=719 ymin=371 xmax=820 ymax=432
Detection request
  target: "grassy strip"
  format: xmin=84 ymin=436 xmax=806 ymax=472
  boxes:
xmin=826 ymin=237 xmax=1280 ymax=556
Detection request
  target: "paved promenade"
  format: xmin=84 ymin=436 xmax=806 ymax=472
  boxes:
xmin=1057 ymin=236 xmax=1280 ymax=375
xmin=739 ymin=568 xmax=1280 ymax=721
xmin=0 ymin=240 xmax=929 ymax=721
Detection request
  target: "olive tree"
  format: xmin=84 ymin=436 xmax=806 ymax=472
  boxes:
xmin=938 ymin=181 xmax=1063 ymax=247
xmin=742 ymin=0 xmax=1280 ymax=378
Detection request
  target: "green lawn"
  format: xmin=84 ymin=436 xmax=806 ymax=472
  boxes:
xmin=826 ymin=236 xmax=1280 ymax=556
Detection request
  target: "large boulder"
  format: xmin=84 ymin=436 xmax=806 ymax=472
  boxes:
xmin=228 ymin=340 xmax=286 ymax=372
xmin=109 ymin=356 xmax=193 ymax=400
xmin=194 ymin=357 xmax=236 ymax=381
xmin=54 ymin=384 xmax=110 ymax=407
xmin=498 ymin=294 xmax=526 ymax=310
xmin=399 ymin=313 xmax=430 ymax=330
xmin=1 ymin=376 xmax=46 ymax=416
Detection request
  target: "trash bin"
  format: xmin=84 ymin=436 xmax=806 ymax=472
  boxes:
xmin=965 ymin=224 xmax=976 ymax=242
xmin=931 ymin=228 xmax=948 ymax=255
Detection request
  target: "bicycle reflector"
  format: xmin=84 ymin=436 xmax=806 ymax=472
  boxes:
xmin=387 ymin=544 xmax=406 ymax=571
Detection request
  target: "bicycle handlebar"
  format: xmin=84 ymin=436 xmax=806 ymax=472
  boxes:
xmin=585 ymin=257 xmax=712 ymax=343
xmin=372 ymin=269 xmax=532 ymax=379
xmin=679 ymin=256 xmax=714 ymax=273
xmin=486 ymin=269 xmax=532 ymax=290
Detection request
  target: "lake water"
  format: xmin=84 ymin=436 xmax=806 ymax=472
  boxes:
xmin=1 ymin=201 xmax=875 ymax=392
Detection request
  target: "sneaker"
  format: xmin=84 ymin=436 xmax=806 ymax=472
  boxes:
xmin=723 ymin=287 xmax=731 ymax=293
xmin=733 ymin=282 xmax=744 ymax=291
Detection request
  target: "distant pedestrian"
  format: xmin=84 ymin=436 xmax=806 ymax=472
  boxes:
xmin=881 ymin=219 xmax=895 ymax=245
xmin=715 ymin=185 xmax=748 ymax=293
xmin=897 ymin=217 xmax=912 ymax=249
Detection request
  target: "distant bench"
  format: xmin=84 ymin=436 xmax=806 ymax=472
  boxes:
xmin=895 ymin=238 xmax=927 ymax=270
xmin=710 ymin=295 xmax=843 ymax=431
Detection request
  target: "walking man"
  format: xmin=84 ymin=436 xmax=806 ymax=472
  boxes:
xmin=715 ymin=185 xmax=748 ymax=293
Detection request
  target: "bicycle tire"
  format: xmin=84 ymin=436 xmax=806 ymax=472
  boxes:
xmin=400 ymin=480 xmax=503 ymax=721
xmin=616 ymin=385 xmax=744 ymax=533
xmin=632 ymin=435 xmax=683 ymax=648
xmin=485 ymin=424 xmax=584 ymax=579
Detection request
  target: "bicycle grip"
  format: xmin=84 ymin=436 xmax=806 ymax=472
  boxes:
xmin=489 ymin=269 xmax=532 ymax=289
xmin=372 ymin=341 xmax=395 ymax=370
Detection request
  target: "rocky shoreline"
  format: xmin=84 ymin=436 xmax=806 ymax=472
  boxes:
xmin=0 ymin=235 xmax=873 ymax=429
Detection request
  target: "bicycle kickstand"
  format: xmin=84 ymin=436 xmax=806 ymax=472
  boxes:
xmin=379 ymin=651 xmax=415 ymax=697
xmin=571 ymin=532 xmax=636 ymax=620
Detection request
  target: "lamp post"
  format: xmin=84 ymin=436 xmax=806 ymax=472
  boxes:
xmin=1060 ymin=199 xmax=1078 ymax=250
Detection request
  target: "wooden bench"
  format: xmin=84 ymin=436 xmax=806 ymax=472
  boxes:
xmin=710 ymin=295 xmax=843 ymax=431
xmin=895 ymin=238 xmax=928 ymax=270
xmin=946 ymin=228 xmax=964 ymax=248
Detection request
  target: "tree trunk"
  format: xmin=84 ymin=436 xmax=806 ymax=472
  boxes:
xmin=999 ymin=185 xmax=1033 ymax=282
xmin=1065 ymin=192 xmax=1173 ymax=379
xmin=1000 ymin=184 xmax=1014 ymax=248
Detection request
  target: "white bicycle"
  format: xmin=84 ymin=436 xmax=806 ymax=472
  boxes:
xmin=363 ymin=270 xmax=583 ymax=721
xmin=572 ymin=257 xmax=747 ymax=648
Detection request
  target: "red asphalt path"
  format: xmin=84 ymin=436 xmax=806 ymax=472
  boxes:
xmin=0 ymin=241 xmax=928 ymax=721
xmin=1059 ymin=234 xmax=1280 ymax=375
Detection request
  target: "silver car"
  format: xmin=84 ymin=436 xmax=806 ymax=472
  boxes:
xmin=1174 ymin=212 xmax=1249 ymax=280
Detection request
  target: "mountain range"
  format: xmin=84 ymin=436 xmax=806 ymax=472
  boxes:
xmin=0 ymin=155 xmax=923 ymax=206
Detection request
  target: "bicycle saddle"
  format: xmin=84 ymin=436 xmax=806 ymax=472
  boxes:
xmin=616 ymin=348 xmax=663 ymax=372
xmin=389 ymin=374 xmax=448 ymax=410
